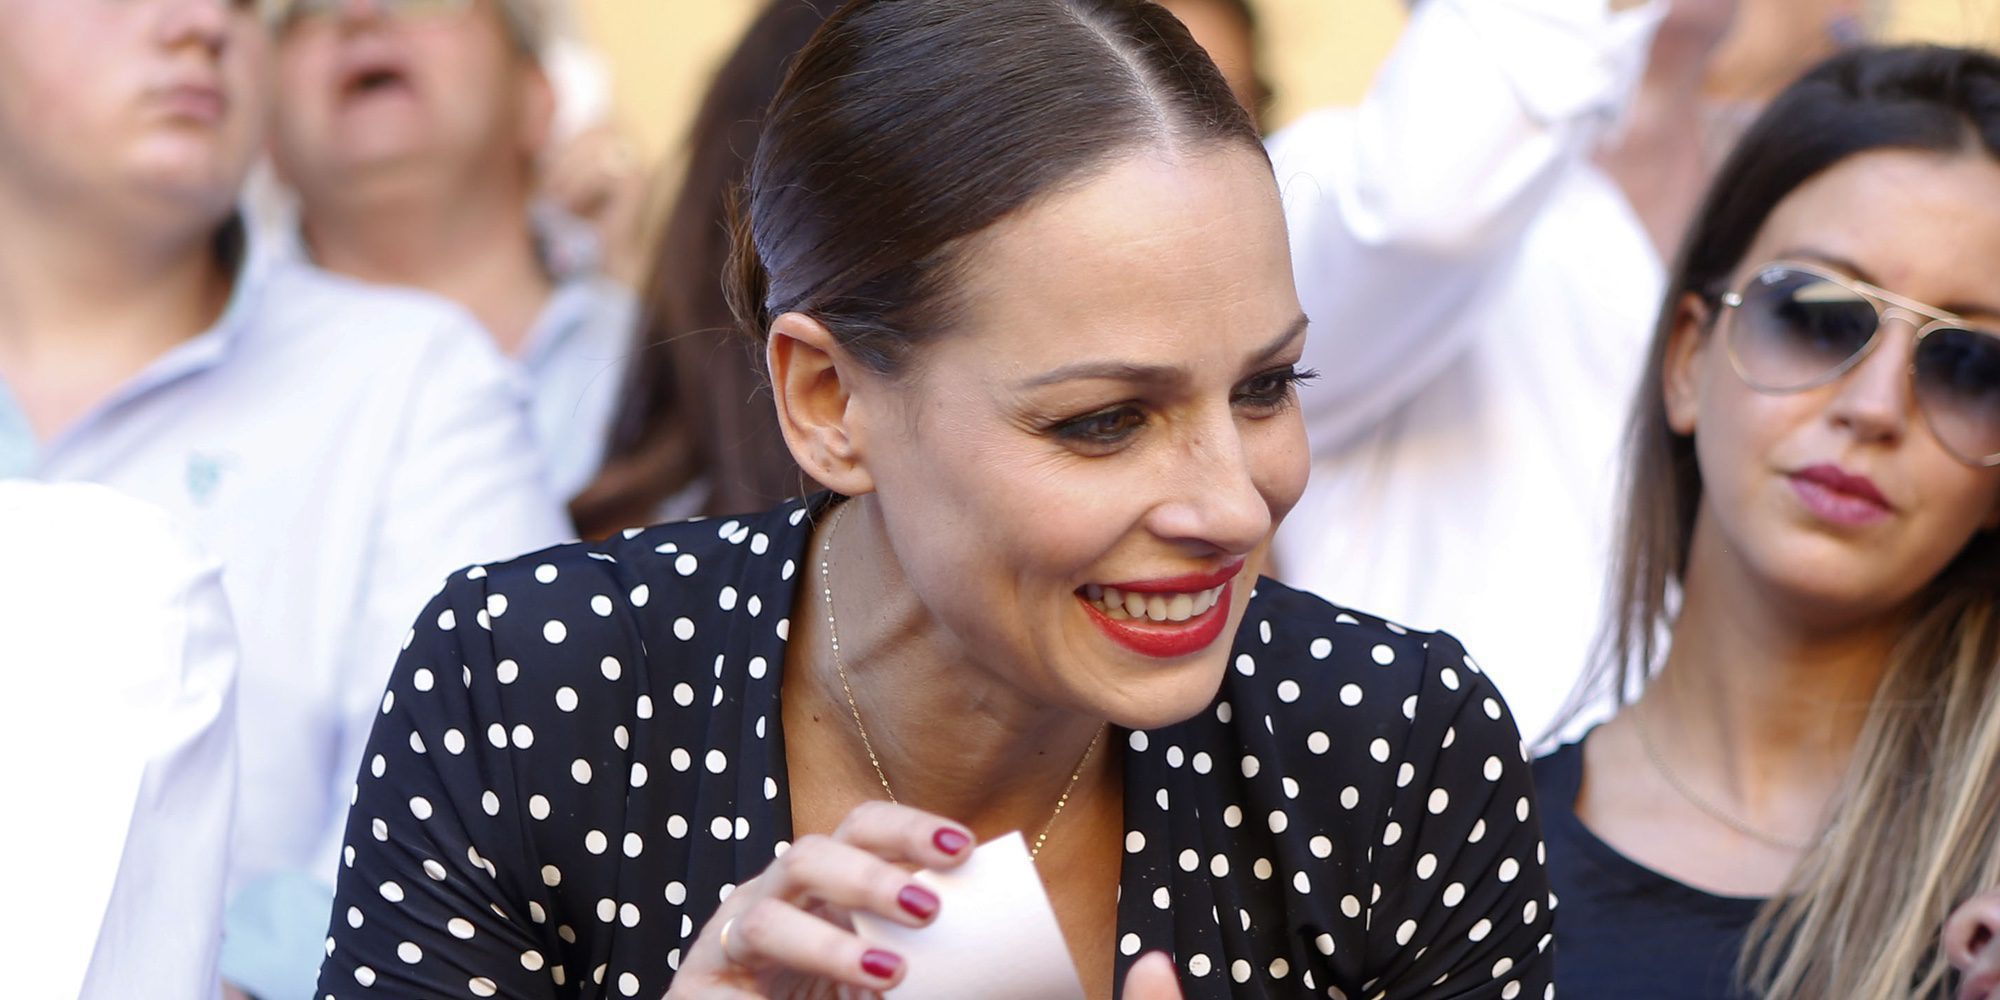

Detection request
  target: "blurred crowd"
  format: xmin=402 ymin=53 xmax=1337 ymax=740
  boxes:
xmin=2 ymin=0 xmax=1998 ymax=998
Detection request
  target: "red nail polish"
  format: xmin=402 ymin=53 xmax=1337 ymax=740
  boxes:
xmin=898 ymin=884 xmax=940 ymax=920
xmin=933 ymin=827 xmax=971 ymax=855
xmin=862 ymin=949 xmax=903 ymax=980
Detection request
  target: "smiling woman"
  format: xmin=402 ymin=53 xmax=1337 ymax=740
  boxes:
xmin=313 ymin=2 xmax=1554 ymax=998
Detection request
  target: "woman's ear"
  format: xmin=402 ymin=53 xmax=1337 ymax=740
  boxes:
xmin=1662 ymin=292 xmax=1714 ymax=436
xmin=767 ymin=312 xmax=877 ymax=497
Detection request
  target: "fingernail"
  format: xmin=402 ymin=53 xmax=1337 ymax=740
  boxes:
xmin=933 ymin=827 xmax=971 ymax=855
xmin=898 ymin=884 xmax=940 ymax=920
xmin=862 ymin=949 xmax=903 ymax=980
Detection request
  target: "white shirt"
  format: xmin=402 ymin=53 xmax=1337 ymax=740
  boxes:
xmin=1270 ymin=0 xmax=1666 ymax=743
xmin=0 ymin=482 xmax=238 ymax=1000
xmin=0 ymin=242 xmax=574 ymax=893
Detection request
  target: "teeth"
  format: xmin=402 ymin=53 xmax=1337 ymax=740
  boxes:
xmin=1082 ymin=582 xmax=1228 ymax=623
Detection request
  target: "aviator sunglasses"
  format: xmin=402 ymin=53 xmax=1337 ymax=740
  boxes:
xmin=1717 ymin=260 xmax=2000 ymax=468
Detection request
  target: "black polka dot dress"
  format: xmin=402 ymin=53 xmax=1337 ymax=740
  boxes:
xmin=317 ymin=496 xmax=1555 ymax=999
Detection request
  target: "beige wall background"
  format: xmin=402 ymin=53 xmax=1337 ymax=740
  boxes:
xmin=575 ymin=0 xmax=2000 ymax=173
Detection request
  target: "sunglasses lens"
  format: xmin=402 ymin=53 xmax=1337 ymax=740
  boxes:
xmin=1915 ymin=326 xmax=2000 ymax=464
xmin=1730 ymin=268 xmax=1879 ymax=391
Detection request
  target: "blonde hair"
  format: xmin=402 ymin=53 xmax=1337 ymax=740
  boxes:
xmin=1563 ymin=45 xmax=2000 ymax=998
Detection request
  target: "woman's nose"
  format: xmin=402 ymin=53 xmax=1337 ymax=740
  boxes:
xmin=1945 ymin=891 xmax=2000 ymax=995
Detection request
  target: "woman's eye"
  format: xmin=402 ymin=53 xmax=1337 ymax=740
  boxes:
xmin=1234 ymin=366 xmax=1318 ymax=412
xmin=1054 ymin=406 xmax=1146 ymax=448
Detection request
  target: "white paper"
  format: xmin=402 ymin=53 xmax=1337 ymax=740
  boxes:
xmin=851 ymin=832 xmax=1088 ymax=1000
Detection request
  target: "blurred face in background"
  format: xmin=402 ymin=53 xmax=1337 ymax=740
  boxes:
xmin=270 ymin=0 xmax=552 ymax=203
xmin=0 ymin=0 xmax=268 ymax=230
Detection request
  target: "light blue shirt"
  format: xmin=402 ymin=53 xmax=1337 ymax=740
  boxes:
xmin=518 ymin=267 xmax=636 ymax=500
xmin=255 ymin=202 xmax=637 ymax=501
xmin=0 ymin=379 xmax=29 ymax=479
xmin=8 ymin=235 xmax=572 ymax=894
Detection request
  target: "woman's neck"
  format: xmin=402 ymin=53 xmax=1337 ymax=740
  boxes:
xmin=784 ymin=496 xmax=1116 ymax=840
xmin=1643 ymin=519 xmax=1902 ymax=819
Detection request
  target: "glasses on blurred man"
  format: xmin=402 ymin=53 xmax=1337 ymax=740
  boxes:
xmin=278 ymin=0 xmax=473 ymax=27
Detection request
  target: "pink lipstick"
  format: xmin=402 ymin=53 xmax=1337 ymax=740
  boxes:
xmin=1790 ymin=464 xmax=1892 ymax=527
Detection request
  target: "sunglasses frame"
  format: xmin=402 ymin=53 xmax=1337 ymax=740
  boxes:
xmin=1717 ymin=259 xmax=2000 ymax=468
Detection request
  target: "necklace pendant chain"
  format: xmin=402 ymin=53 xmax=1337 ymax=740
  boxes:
xmin=819 ymin=501 xmax=1104 ymax=861
xmin=1633 ymin=697 xmax=1819 ymax=853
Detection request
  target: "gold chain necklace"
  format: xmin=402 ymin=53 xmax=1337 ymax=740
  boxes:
xmin=1632 ymin=696 xmax=1820 ymax=853
xmin=818 ymin=502 xmax=1103 ymax=860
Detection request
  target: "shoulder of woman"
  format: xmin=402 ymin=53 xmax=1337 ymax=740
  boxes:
xmin=1231 ymin=577 xmax=1492 ymax=725
xmin=417 ymin=499 xmax=814 ymax=692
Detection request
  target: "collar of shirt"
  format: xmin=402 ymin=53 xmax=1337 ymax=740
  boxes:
xmin=4 ymin=218 xmax=272 ymax=472
xmin=259 ymin=198 xmax=622 ymax=379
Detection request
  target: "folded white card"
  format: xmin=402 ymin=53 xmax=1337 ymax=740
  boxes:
xmin=851 ymin=832 xmax=1088 ymax=1000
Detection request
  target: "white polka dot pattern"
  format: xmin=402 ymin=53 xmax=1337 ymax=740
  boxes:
xmin=316 ymin=497 xmax=1554 ymax=998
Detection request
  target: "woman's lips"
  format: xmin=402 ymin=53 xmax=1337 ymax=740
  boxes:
xmin=1075 ymin=560 xmax=1245 ymax=658
xmin=1789 ymin=464 xmax=1892 ymax=527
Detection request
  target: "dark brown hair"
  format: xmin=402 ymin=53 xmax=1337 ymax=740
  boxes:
xmin=1564 ymin=45 xmax=2000 ymax=998
xmin=725 ymin=0 xmax=1262 ymax=374
xmin=571 ymin=0 xmax=833 ymax=537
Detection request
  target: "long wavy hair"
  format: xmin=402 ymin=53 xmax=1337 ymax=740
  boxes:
xmin=1566 ymin=45 xmax=2000 ymax=998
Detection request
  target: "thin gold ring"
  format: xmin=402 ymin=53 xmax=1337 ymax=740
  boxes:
xmin=717 ymin=916 xmax=739 ymax=963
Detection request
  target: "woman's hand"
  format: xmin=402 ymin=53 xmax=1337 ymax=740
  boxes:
xmin=1948 ymin=891 xmax=2000 ymax=1000
xmin=667 ymin=801 xmax=971 ymax=998
xmin=1122 ymin=952 xmax=1186 ymax=1000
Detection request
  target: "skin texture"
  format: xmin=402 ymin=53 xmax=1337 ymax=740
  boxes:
xmin=668 ymin=143 xmax=1307 ymax=1000
xmin=0 ymin=0 xmax=265 ymax=439
xmin=1578 ymin=150 xmax=2000 ymax=898
xmin=1949 ymin=891 xmax=2000 ymax=1000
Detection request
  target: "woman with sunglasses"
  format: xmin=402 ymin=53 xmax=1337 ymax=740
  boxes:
xmin=1537 ymin=45 xmax=2000 ymax=999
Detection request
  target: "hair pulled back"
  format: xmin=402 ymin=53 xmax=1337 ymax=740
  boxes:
xmin=725 ymin=0 xmax=1261 ymax=374
xmin=1571 ymin=45 xmax=2000 ymax=1000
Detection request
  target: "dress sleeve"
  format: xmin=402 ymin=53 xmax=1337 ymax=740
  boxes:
xmin=1361 ymin=632 xmax=1556 ymax=997
xmin=317 ymin=571 xmax=560 ymax=1000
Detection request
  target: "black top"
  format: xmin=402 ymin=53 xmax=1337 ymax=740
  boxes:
xmin=317 ymin=496 xmax=1555 ymax=999
xmin=1535 ymin=741 xmax=1763 ymax=999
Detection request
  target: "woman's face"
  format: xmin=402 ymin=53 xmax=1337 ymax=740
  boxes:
xmin=851 ymin=145 xmax=1308 ymax=731
xmin=1668 ymin=149 xmax=2000 ymax=620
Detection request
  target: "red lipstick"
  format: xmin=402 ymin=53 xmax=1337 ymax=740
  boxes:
xmin=1790 ymin=464 xmax=1892 ymax=527
xmin=1078 ymin=560 xmax=1245 ymax=659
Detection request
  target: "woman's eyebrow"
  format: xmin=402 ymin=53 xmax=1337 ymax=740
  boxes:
xmin=1016 ymin=313 xmax=1310 ymax=389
